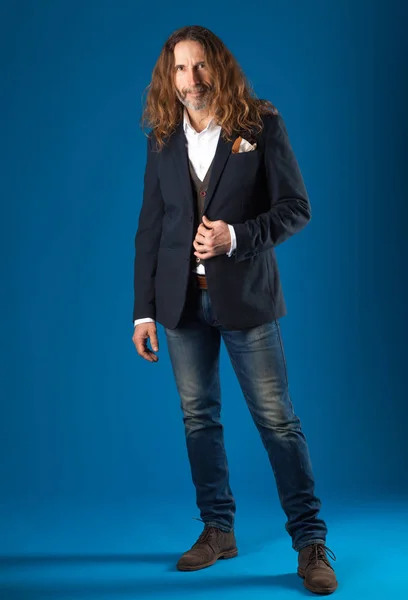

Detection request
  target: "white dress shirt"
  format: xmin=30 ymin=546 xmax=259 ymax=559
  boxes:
xmin=134 ymin=109 xmax=237 ymax=327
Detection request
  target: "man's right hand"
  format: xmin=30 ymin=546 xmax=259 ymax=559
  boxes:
xmin=132 ymin=322 xmax=159 ymax=363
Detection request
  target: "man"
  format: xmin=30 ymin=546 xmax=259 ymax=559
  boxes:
xmin=132 ymin=25 xmax=338 ymax=595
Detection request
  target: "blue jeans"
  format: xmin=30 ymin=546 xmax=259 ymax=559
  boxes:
xmin=164 ymin=281 xmax=327 ymax=551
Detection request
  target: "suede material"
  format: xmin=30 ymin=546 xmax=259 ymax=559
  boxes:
xmin=298 ymin=544 xmax=338 ymax=595
xmin=177 ymin=527 xmax=238 ymax=571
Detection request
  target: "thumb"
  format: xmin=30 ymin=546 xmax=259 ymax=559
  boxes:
xmin=202 ymin=215 xmax=213 ymax=226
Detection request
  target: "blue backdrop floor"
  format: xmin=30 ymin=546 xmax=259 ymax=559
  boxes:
xmin=0 ymin=497 xmax=406 ymax=599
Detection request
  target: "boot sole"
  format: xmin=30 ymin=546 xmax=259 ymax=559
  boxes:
xmin=297 ymin=568 xmax=338 ymax=595
xmin=177 ymin=547 xmax=238 ymax=571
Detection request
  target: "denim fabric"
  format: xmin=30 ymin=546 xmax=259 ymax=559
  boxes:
xmin=164 ymin=283 xmax=327 ymax=551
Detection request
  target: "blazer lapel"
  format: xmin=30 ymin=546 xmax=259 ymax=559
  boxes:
xmin=203 ymin=132 xmax=237 ymax=214
xmin=170 ymin=122 xmax=194 ymax=215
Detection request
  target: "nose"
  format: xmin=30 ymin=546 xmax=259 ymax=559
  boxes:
xmin=186 ymin=68 xmax=201 ymax=89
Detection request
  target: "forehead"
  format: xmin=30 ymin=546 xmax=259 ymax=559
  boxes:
xmin=173 ymin=40 xmax=205 ymax=64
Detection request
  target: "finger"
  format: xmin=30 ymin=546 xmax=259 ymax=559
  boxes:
xmin=137 ymin=345 xmax=159 ymax=362
xmin=143 ymin=352 xmax=159 ymax=363
xmin=134 ymin=338 xmax=158 ymax=362
xmin=196 ymin=227 xmax=211 ymax=241
xmin=150 ymin=333 xmax=159 ymax=352
xmin=198 ymin=223 xmax=210 ymax=234
xmin=194 ymin=250 xmax=212 ymax=259
xmin=193 ymin=240 xmax=207 ymax=251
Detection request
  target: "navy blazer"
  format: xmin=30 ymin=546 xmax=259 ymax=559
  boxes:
xmin=133 ymin=112 xmax=311 ymax=330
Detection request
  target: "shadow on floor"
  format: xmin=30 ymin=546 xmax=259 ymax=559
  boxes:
xmin=0 ymin=552 xmax=314 ymax=599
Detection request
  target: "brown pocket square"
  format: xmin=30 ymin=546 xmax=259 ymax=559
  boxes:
xmin=232 ymin=135 xmax=257 ymax=154
xmin=232 ymin=136 xmax=242 ymax=154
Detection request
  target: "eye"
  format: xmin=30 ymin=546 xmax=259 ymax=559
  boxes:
xmin=197 ymin=62 xmax=205 ymax=69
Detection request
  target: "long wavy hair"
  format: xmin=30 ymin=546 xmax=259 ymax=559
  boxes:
xmin=140 ymin=25 xmax=278 ymax=150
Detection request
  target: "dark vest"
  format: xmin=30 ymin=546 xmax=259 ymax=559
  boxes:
xmin=188 ymin=157 xmax=214 ymax=271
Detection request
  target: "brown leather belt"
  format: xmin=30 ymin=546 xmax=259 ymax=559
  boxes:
xmin=196 ymin=274 xmax=208 ymax=290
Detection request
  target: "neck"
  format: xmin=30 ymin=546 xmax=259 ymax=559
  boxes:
xmin=186 ymin=109 xmax=214 ymax=133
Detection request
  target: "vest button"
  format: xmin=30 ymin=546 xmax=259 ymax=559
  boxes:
xmin=200 ymin=190 xmax=207 ymax=197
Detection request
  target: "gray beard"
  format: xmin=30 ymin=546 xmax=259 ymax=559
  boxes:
xmin=176 ymin=89 xmax=211 ymax=112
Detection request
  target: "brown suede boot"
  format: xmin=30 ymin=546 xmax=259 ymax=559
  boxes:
xmin=298 ymin=543 xmax=338 ymax=594
xmin=177 ymin=526 xmax=238 ymax=571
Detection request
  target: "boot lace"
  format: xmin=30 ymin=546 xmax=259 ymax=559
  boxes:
xmin=307 ymin=544 xmax=337 ymax=570
xmin=192 ymin=518 xmax=220 ymax=549
xmin=194 ymin=526 xmax=218 ymax=547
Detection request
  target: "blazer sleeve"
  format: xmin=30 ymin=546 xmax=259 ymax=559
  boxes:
xmin=132 ymin=134 xmax=164 ymax=322
xmin=231 ymin=113 xmax=311 ymax=262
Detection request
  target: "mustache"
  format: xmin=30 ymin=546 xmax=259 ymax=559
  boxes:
xmin=183 ymin=84 xmax=212 ymax=94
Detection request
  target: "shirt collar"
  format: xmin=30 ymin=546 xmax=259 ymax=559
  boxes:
xmin=183 ymin=108 xmax=218 ymax=134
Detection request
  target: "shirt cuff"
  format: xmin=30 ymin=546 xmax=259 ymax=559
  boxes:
xmin=134 ymin=317 xmax=155 ymax=327
xmin=226 ymin=225 xmax=236 ymax=257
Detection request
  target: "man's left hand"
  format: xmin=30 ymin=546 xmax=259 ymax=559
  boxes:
xmin=193 ymin=215 xmax=231 ymax=259
xmin=193 ymin=215 xmax=231 ymax=260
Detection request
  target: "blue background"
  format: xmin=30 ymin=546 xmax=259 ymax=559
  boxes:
xmin=1 ymin=1 xmax=407 ymax=598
